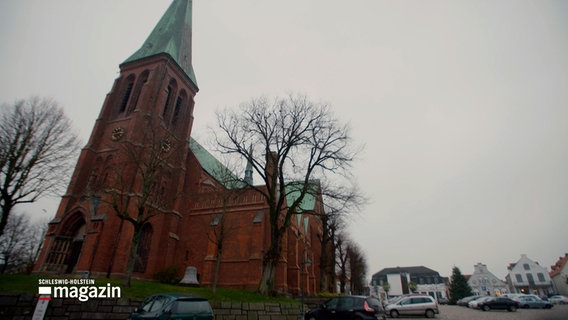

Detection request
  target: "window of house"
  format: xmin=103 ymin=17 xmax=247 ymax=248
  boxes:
xmin=523 ymin=263 xmax=530 ymax=270
xmin=537 ymin=273 xmax=546 ymax=282
xmin=515 ymin=274 xmax=523 ymax=283
xmin=526 ymin=273 xmax=535 ymax=285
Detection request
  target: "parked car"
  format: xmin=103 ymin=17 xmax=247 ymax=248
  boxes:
xmin=477 ymin=297 xmax=519 ymax=312
xmin=468 ymin=296 xmax=492 ymax=309
xmin=384 ymin=294 xmax=421 ymax=306
xmin=456 ymin=295 xmax=482 ymax=307
xmin=501 ymin=293 xmax=524 ymax=300
xmin=514 ymin=295 xmax=554 ymax=309
xmin=437 ymin=297 xmax=448 ymax=305
xmin=384 ymin=295 xmax=439 ymax=318
xmin=304 ymin=296 xmax=384 ymax=320
xmin=549 ymin=295 xmax=568 ymax=304
xmin=128 ymin=293 xmax=214 ymax=320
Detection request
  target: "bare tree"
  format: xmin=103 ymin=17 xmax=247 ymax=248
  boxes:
xmin=90 ymin=116 xmax=183 ymax=287
xmin=206 ymin=162 xmax=245 ymax=294
xmin=0 ymin=97 xmax=80 ymax=237
xmin=213 ymin=93 xmax=360 ymax=295
xmin=318 ymin=184 xmax=366 ymax=293
xmin=334 ymin=233 xmax=368 ymax=295
xmin=335 ymin=233 xmax=350 ymax=294
xmin=347 ymin=242 xmax=368 ymax=295
xmin=0 ymin=213 xmax=48 ymax=274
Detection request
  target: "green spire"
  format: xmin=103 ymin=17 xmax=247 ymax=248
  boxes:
xmin=123 ymin=0 xmax=197 ymax=87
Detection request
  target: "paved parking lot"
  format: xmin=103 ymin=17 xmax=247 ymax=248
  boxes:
xmin=400 ymin=304 xmax=568 ymax=320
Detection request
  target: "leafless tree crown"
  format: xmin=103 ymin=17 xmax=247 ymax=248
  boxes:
xmin=212 ymin=93 xmax=363 ymax=295
xmin=0 ymin=97 xmax=81 ymax=236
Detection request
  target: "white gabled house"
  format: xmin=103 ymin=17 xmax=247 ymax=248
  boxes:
xmin=468 ymin=263 xmax=508 ymax=296
xmin=506 ymin=254 xmax=554 ymax=296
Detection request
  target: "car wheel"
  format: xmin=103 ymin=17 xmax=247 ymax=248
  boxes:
xmin=390 ymin=310 xmax=400 ymax=318
xmin=425 ymin=309 xmax=435 ymax=318
xmin=508 ymin=305 xmax=517 ymax=312
xmin=482 ymin=305 xmax=490 ymax=311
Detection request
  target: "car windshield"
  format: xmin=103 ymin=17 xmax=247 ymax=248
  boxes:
xmin=387 ymin=296 xmax=405 ymax=304
xmin=172 ymin=299 xmax=212 ymax=314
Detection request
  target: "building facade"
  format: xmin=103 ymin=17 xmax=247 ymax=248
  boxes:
xmin=506 ymin=254 xmax=554 ymax=296
xmin=33 ymin=0 xmax=326 ymax=295
xmin=371 ymin=266 xmax=448 ymax=301
xmin=550 ymin=253 xmax=568 ymax=295
xmin=467 ymin=263 xmax=508 ymax=296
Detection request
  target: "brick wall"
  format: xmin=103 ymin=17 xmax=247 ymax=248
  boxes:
xmin=0 ymin=293 xmax=315 ymax=320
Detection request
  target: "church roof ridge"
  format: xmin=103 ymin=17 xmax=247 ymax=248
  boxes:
xmin=189 ymin=138 xmax=240 ymax=188
xmin=123 ymin=0 xmax=197 ymax=87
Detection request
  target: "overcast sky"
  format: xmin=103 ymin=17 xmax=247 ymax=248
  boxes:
xmin=1 ymin=0 xmax=567 ymax=280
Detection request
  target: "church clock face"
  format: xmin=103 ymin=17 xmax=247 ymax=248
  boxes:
xmin=111 ymin=127 xmax=125 ymax=141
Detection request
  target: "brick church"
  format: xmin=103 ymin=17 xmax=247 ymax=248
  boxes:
xmin=34 ymin=0 xmax=325 ymax=295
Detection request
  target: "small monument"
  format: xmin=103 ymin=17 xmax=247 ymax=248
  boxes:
xmin=179 ymin=266 xmax=199 ymax=286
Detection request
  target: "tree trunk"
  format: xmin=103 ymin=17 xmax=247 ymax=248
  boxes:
xmin=258 ymin=235 xmax=282 ymax=295
xmin=0 ymin=202 xmax=14 ymax=238
xmin=258 ymin=258 xmax=277 ymax=295
xmin=212 ymin=247 xmax=222 ymax=294
xmin=124 ymin=224 xmax=142 ymax=288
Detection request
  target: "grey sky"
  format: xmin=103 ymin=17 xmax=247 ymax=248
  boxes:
xmin=1 ymin=0 xmax=567 ymax=280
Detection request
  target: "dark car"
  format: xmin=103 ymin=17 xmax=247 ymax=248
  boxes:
xmin=477 ymin=297 xmax=519 ymax=312
xmin=305 ymin=296 xmax=384 ymax=320
xmin=128 ymin=293 xmax=214 ymax=320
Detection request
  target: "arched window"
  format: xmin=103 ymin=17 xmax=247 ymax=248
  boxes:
xmin=162 ymin=79 xmax=177 ymax=120
xmin=134 ymin=223 xmax=153 ymax=272
xmin=127 ymin=70 xmax=150 ymax=115
xmin=119 ymin=74 xmax=136 ymax=114
xmin=172 ymin=90 xmax=187 ymax=128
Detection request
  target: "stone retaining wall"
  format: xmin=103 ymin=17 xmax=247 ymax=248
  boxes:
xmin=0 ymin=293 xmax=314 ymax=320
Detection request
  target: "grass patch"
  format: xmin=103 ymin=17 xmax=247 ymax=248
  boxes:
xmin=0 ymin=274 xmax=297 ymax=303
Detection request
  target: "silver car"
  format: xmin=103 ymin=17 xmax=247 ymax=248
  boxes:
xmin=385 ymin=295 xmax=439 ymax=318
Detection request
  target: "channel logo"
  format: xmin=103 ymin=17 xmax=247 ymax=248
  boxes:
xmin=37 ymin=279 xmax=121 ymax=302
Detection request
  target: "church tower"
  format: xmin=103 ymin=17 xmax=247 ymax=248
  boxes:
xmin=35 ymin=0 xmax=198 ymax=278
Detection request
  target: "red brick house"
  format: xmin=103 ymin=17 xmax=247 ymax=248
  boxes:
xmin=34 ymin=0 xmax=325 ymax=295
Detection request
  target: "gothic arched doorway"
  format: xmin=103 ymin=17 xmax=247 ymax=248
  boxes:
xmin=45 ymin=212 xmax=86 ymax=274
xmin=65 ymin=221 xmax=86 ymax=274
